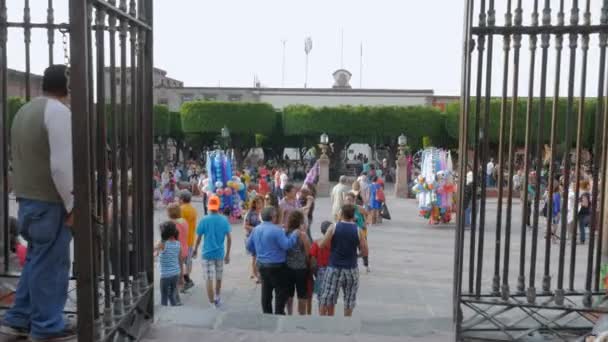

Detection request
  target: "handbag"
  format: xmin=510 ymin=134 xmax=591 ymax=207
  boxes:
xmin=381 ymin=203 xmax=391 ymax=220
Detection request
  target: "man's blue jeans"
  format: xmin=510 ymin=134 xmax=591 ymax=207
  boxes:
xmin=579 ymin=214 xmax=590 ymax=243
xmin=465 ymin=205 xmax=472 ymax=226
xmin=3 ymin=199 xmax=72 ymax=339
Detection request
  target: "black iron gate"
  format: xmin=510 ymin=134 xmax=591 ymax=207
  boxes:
xmin=0 ymin=0 xmax=154 ymax=340
xmin=455 ymin=0 xmax=608 ymax=340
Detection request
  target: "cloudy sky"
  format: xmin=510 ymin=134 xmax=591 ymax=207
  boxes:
xmin=5 ymin=0 xmax=466 ymax=94
xmin=5 ymin=1 xmax=606 ymax=97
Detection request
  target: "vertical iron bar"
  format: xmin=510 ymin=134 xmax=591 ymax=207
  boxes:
xmin=88 ymin=2 xmax=101 ymax=321
xmin=70 ymin=0 xmax=95 ymax=339
xmin=544 ymin=1 xmax=564 ymax=294
xmin=469 ymin=0 xmax=486 ymax=295
xmin=95 ymin=5 xmax=112 ymax=315
xmin=88 ymin=2 xmax=97 ymax=223
xmin=129 ymin=0 xmax=139 ymax=277
xmin=0 ymin=0 xmax=8 ymax=274
xmin=502 ymin=0 xmax=522 ymax=300
xmin=476 ymin=0 xmax=495 ymax=298
xmin=519 ymin=0 xmax=538 ymax=294
xmin=529 ymin=0 xmax=551 ymax=303
xmin=137 ymin=23 xmax=145 ymax=279
xmin=143 ymin=0 xmax=155 ymax=295
xmin=586 ymin=0 xmax=608 ymax=305
xmin=555 ymin=0 xmax=579 ymax=306
xmin=108 ymin=0 xmax=121 ymax=302
xmin=454 ymin=0 xmax=475 ymax=326
xmin=119 ymin=0 xmax=131 ymax=304
xmin=47 ymin=0 xmax=54 ymax=65
xmin=569 ymin=1 xmax=590 ymax=292
xmin=23 ymin=0 xmax=31 ymax=101
xmin=493 ymin=0 xmax=512 ymax=296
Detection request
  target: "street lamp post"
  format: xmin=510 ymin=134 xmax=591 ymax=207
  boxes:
xmin=317 ymin=132 xmax=330 ymax=197
xmin=395 ymin=133 xmax=410 ymax=198
xmin=319 ymin=133 xmax=329 ymax=159
xmin=220 ymin=125 xmax=230 ymax=151
xmin=397 ymin=133 xmax=408 ymax=157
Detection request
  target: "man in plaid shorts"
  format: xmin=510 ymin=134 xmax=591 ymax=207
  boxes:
xmin=318 ymin=204 xmax=368 ymax=316
xmin=193 ymin=195 xmax=232 ymax=308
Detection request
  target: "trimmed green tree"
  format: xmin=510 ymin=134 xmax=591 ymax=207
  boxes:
xmin=180 ymin=101 xmax=278 ymax=166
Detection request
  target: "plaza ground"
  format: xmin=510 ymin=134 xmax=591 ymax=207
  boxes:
xmin=146 ymin=187 xmax=457 ymax=341
xmin=145 ymin=186 xmax=599 ymax=341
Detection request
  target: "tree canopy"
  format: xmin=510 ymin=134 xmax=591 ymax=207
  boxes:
xmin=282 ymin=105 xmax=451 ymax=151
xmin=444 ymin=98 xmax=599 ymax=149
xmin=181 ymin=102 xmax=277 ymax=135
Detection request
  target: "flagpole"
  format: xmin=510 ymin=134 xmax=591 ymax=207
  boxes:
xmin=281 ymin=39 xmax=287 ymax=87
xmin=359 ymin=42 xmax=363 ymax=88
xmin=340 ymin=29 xmax=345 ymax=68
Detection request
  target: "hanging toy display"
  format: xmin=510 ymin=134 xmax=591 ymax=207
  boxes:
xmin=411 ymin=147 xmax=456 ymax=224
xmin=206 ymin=150 xmax=245 ymax=222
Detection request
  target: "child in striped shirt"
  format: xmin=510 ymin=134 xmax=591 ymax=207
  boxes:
xmin=155 ymin=221 xmax=183 ymax=306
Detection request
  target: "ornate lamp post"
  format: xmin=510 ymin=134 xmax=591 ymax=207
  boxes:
xmin=395 ymin=133 xmax=409 ymax=198
xmin=317 ymin=132 xmax=331 ymax=196
xmin=220 ymin=125 xmax=230 ymax=151
xmin=319 ymin=133 xmax=330 ymax=159
xmin=397 ymin=133 xmax=408 ymax=157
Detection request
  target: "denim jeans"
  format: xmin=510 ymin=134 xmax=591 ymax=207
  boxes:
xmin=579 ymin=214 xmax=590 ymax=243
xmin=465 ymin=206 xmax=472 ymax=226
xmin=3 ymin=199 xmax=72 ymax=339
xmin=160 ymin=275 xmax=179 ymax=306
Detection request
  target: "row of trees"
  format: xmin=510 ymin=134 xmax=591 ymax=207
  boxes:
xmin=443 ymin=98 xmax=601 ymax=150
xmin=8 ymin=95 xmax=600 ymax=165
xmin=176 ymin=101 xmax=455 ymax=166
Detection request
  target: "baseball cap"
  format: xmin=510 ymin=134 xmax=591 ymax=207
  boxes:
xmin=208 ymin=195 xmax=221 ymax=211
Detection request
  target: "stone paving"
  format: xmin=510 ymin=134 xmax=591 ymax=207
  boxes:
xmin=144 ymin=186 xmax=457 ymax=341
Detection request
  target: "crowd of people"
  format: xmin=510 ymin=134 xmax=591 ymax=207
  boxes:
xmin=153 ymin=159 xmax=389 ymax=317
xmin=464 ymin=160 xmax=595 ymax=245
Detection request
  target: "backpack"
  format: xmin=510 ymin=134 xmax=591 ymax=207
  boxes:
xmin=376 ymin=186 xmax=385 ymax=202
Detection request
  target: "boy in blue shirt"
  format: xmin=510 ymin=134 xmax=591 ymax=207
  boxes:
xmin=193 ymin=195 xmax=232 ymax=308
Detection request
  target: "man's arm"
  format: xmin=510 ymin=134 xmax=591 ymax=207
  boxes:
xmin=358 ymin=230 xmax=369 ymax=257
xmin=225 ymin=232 xmax=232 ymax=264
xmin=277 ymin=228 xmax=300 ymax=250
xmin=319 ymin=224 xmax=335 ymax=248
xmin=192 ymin=235 xmax=202 ymax=259
xmin=45 ymin=101 xmax=74 ymax=215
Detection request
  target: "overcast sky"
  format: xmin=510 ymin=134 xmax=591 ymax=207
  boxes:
xmin=5 ymin=1 xmax=466 ymax=95
xmin=5 ymin=1 xmax=607 ymax=97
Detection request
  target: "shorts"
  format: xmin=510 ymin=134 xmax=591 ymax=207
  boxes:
xmin=185 ymin=247 xmax=194 ymax=269
xmin=319 ymin=267 xmax=359 ymax=310
xmin=202 ymin=259 xmax=224 ymax=281
xmin=287 ymin=268 xmax=308 ymax=299
xmin=314 ymin=266 xmax=328 ymax=299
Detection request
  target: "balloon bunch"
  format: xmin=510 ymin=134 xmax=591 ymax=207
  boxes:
xmin=412 ymin=147 xmax=456 ymax=225
xmin=203 ymin=151 xmax=246 ymax=219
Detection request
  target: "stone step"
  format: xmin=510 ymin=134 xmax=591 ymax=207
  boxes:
xmin=149 ymin=306 xmax=453 ymax=339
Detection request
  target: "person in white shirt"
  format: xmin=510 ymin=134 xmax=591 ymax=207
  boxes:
xmin=1 ymin=65 xmax=76 ymax=340
xmin=279 ymin=168 xmax=289 ymax=197
xmin=486 ymin=159 xmax=495 ymax=187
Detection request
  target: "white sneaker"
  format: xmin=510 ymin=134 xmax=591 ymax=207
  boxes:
xmin=214 ymin=297 xmax=223 ymax=309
